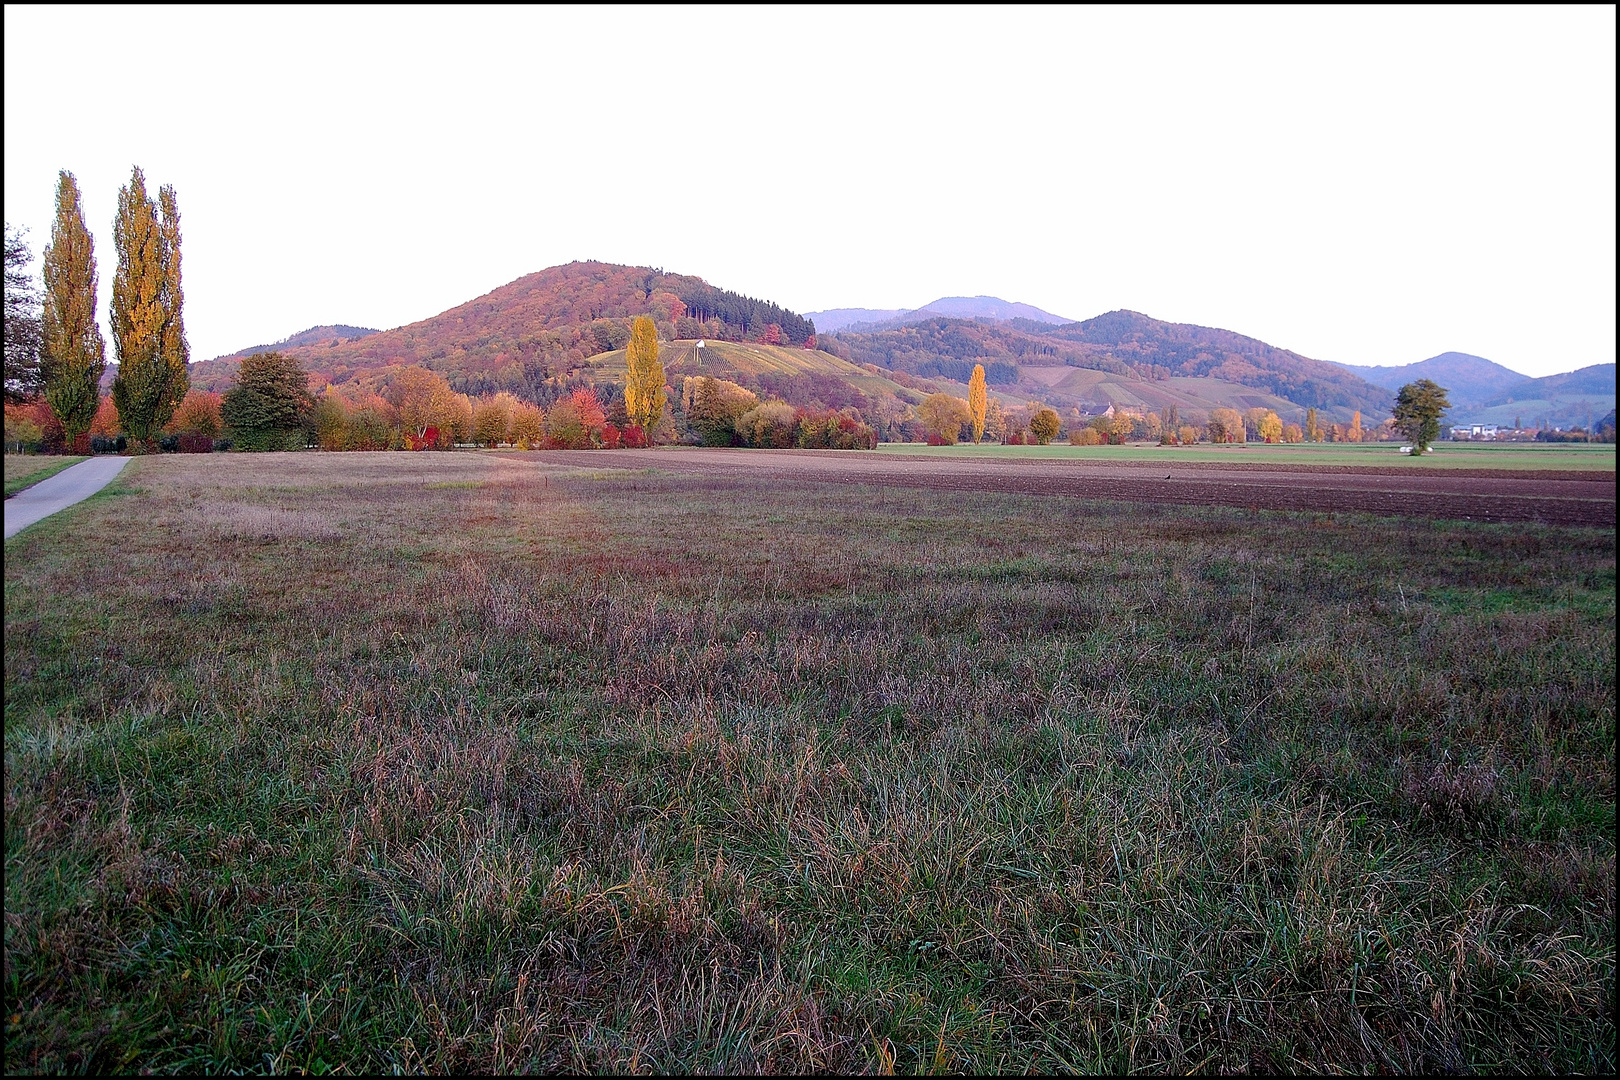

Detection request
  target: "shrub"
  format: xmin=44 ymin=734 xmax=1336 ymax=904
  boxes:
xmin=1070 ymin=427 xmax=1103 ymax=446
xmin=620 ymin=423 xmax=648 ymax=449
xmin=158 ymin=433 xmax=180 ymax=452
xmin=212 ymin=437 xmax=233 ymax=452
xmin=178 ymin=433 xmax=213 ymax=453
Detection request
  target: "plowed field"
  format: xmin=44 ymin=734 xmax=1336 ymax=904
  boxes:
xmin=513 ymin=447 xmax=1616 ymax=527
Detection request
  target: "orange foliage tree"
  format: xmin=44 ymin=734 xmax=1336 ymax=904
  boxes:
xmin=166 ymin=389 xmax=222 ymax=437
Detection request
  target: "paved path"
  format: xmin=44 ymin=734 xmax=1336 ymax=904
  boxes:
xmin=4 ymin=456 xmax=131 ymax=539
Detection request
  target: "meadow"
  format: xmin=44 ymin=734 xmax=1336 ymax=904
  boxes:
xmin=874 ymin=440 xmax=1619 ymax=471
xmin=4 ymin=451 xmax=1613 ymax=1072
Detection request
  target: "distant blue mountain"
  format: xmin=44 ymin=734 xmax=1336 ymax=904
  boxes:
xmin=808 ymin=296 xmax=1072 ymax=333
xmin=1330 ymin=352 xmax=1531 ymax=406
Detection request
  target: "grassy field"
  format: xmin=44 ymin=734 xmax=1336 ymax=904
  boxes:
xmin=4 ymin=452 xmax=1613 ymax=1072
xmin=876 ymin=440 xmax=1620 ymax=470
xmin=4 ymin=454 xmax=89 ymax=497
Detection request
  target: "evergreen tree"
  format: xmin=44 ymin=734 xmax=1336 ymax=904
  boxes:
xmin=967 ymin=363 xmax=987 ymax=443
xmin=41 ymin=172 xmax=107 ymax=444
xmin=624 ymin=315 xmax=665 ymax=432
xmin=111 ymin=167 xmax=188 ymax=446
xmin=4 ymin=223 xmax=44 ymax=404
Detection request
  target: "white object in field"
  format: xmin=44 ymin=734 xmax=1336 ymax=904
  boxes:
xmin=1399 ymin=445 xmax=1413 ymax=454
xmin=696 ymin=340 xmax=705 ymax=349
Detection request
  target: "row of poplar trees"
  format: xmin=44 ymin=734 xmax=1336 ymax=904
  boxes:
xmin=41 ymin=166 xmax=189 ymax=449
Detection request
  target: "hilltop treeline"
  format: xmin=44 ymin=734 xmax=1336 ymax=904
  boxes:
xmin=663 ymin=275 xmax=815 ymax=345
xmin=834 ymin=318 xmax=1135 ymax=379
xmin=1046 ymin=310 xmax=1389 ymax=414
xmin=191 ymin=263 xmax=820 ymax=401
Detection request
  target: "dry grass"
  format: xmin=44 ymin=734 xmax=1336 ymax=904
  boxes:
xmin=4 ymin=451 xmax=1614 ymax=1073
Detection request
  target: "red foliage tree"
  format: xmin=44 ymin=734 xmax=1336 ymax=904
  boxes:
xmin=761 ymin=323 xmax=782 ymax=346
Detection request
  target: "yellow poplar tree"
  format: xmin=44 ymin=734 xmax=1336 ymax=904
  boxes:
xmin=967 ymin=363 xmax=987 ymax=443
xmin=111 ymin=167 xmax=188 ymax=445
xmin=41 ymin=170 xmax=106 ymax=447
xmin=624 ymin=315 xmax=664 ymax=432
xmin=1349 ymin=410 xmax=1363 ymax=443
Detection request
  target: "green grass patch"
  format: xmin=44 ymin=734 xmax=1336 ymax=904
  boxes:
xmin=5 ymin=451 xmax=1613 ymax=1072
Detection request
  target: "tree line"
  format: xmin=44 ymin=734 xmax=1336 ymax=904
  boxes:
xmin=5 ymin=168 xmax=189 ymax=452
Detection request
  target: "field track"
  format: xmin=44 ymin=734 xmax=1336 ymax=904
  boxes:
xmin=513 ymin=447 xmax=1616 ymax=527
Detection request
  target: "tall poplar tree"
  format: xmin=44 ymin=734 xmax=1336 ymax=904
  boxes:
xmin=624 ymin=315 xmax=664 ymax=432
xmin=41 ymin=171 xmax=107 ymax=446
xmin=967 ymin=363 xmax=987 ymax=444
xmin=111 ymin=166 xmax=188 ymax=446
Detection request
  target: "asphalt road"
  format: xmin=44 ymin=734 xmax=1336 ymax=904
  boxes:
xmin=4 ymin=456 xmax=131 ymax=539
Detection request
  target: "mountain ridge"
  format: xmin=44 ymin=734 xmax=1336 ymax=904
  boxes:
xmin=807 ymin=295 xmax=1071 ymax=333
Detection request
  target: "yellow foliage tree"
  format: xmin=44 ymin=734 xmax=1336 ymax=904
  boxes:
xmin=967 ymin=364 xmax=987 ymax=444
xmin=917 ymin=393 xmax=971 ymax=445
xmin=1349 ymin=410 xmax=1363 ymax=443
xmin=510 ymin=402 xmax=545 ymax=449
xmin=1030 ymin=407 xmax=1062 ymax=445
xmin=473 ymin=391 xmax=518 ymax=447
xmin=1257 ymin=410 xmax=1283 ymax=443
xmin=1209 ymin=407 xmax=1245 ymax=444
xmin=624 ymin=315 xmax=665 ymax=431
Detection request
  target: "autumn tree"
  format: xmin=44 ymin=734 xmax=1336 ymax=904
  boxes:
xmin=1257 ymin=410 xmax=1283 ymax=443
xmin=5 ymin=224 xmax=44 ymax=404
xmin=624 ymin=315 xmax=665 ymax=432
xmin=392 ymin=365 xmax=462 ymax=446
xmin=222 ymin=351 xmax=314 ymax=450
xmin=511 ymin=401 xmax=545 ymax=449
xmin=1305 ymin=407 xmax=1321 ymax=443
xmin=546 ymin=386 xmax=607 ymax=449
xmin=984 ymin=397 xmax=1007 ymax=442
xmin=111 ymin=167 xmax=188 ymax=446
xmin=1030 ymin=406 xmax=1062 ymax=445
xmin=40 ymin=174 xmax=107 ymax=446
xmin=473 ymin=391 xmax=518 ymax=447
xmin=917 ymin=392 xmax=971 ymax=445
xmin=167 ymin=389 xmax=222 ymax=437
xmin=967 ymin=363 xmax=987 ymax=443
xmin=686 ymin=376 xmax=758 ymax=446
xmin=1392 ymin=379 xmax=1450 ymax=455
xmin=1208 ymin=407 xmax=1245 ymax=444
xmin=1349 ymin=410 xmax=1363 ymax=443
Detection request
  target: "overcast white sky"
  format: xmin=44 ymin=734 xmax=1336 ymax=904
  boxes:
xmin=5 ymin=5 xmax=1615 ymax=377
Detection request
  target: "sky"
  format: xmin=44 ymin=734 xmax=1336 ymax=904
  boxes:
xmin=4 ymin=5 xmax=1615 ymax=378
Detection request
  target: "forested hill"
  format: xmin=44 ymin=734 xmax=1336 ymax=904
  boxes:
xmin=191 ymin=262 xmax=819 ymax=398
xmin=1041 ymin=310 xmax=1392 ymax=416
xmin=830 ymin=308 xmax=1392 ymax=417
xmin=1331 ymin=352 xmax=1531 ymax=408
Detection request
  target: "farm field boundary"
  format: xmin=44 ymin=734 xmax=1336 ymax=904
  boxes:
xmin=509 ymin=448 xmax=1616 ymax=528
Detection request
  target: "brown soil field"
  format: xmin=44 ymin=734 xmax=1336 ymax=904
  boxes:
xmin=509 ymin=448 xmax=1616 ymax=527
